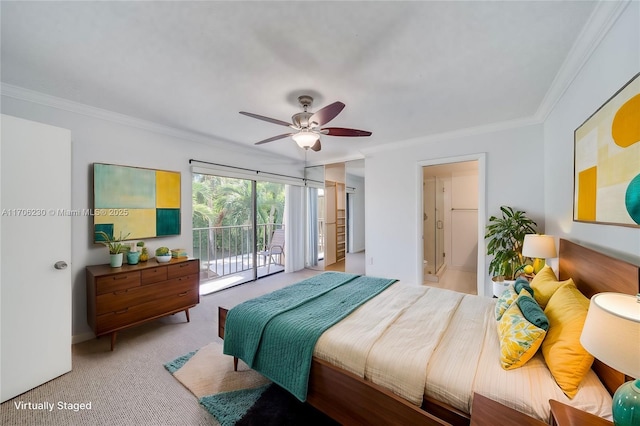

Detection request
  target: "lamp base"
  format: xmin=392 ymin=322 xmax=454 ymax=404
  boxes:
xmin=532 ymin=258 xmax=546 ymax=274
xmin=613 ymin=379 xmax=640 ymax=426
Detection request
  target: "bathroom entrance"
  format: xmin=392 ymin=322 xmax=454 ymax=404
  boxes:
xmin=422 ymin=160 xmax=479 ymax=294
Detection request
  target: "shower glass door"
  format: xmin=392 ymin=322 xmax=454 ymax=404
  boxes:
xmin=423 ymin=173 xmax=445 ymax=277
xmin=434 ymin=177 xmax=445 ymax=273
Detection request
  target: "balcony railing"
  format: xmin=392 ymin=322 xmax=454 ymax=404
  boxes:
xmin=193 ymin=223 xmax=284 ymax=280
xmin=193 ymin=220 xmax=325 ymax=281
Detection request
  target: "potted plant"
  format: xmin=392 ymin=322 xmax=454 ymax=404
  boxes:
xmin=485 ymin=206 xmax=537 ymax=296
xmin=95 ymin=230 xmax=131 ymax=267
xmin=155 ymin=246 xmax=171 ymax=263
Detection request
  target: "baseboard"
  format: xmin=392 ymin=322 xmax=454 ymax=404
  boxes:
xmin=72 ymin=331 xmax=95 ymax=344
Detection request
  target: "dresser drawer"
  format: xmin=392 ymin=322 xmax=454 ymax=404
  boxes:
xmin=95 ymin=277 xmax=190 ymax=315
xmin=95 ymin=282 xmax=199 ymax=333
xmin=96 ymin=272 xmax=141 ymax=295
xmin=141 ymin=266 xmax=167 ymax=285
xmin=167 ymin=260 xmax=198 ymax=279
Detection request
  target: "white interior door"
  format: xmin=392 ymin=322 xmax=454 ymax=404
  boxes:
xmin=1 ymin=114 xmax=72 ymax=402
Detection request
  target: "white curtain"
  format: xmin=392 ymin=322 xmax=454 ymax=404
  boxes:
xmin=284 ymin=185 xmax=306 ymax=272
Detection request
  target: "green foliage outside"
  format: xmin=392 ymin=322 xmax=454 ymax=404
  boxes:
xmin=192 ymin=174 xmax=285 ymax=257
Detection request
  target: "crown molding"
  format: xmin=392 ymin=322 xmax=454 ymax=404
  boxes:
xmin=535 ymin=0 xmax=631 ymax=122
xmin=0 ymin=82 xmax=296 ymax=163
xmin=360 ymin=115 xmax=540 ymax=156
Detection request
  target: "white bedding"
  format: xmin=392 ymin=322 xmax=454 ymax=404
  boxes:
xmin=313 ymin=283 xmax=613 ymax=423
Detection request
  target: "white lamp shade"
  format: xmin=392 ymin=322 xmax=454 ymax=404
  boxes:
xmin=292 ymin=131 xmax=318 ymax=149
xmin=522 ymin=234 xmax=557 ymax=258
xmin=580 ymin=293 xmax=640 ymax=379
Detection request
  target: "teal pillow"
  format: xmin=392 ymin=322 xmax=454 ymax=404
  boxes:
xmin=514 ymin=276 xmax=534 ymax=298
xmin=516 ymin=289 xmax=549 ymax=331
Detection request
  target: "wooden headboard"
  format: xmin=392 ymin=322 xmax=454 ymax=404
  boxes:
xmin=558 ymin=239 xmax=640 ymax=395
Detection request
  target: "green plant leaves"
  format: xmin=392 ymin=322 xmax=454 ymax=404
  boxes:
xmin=485 ymin=206 xmax=537 ymax=280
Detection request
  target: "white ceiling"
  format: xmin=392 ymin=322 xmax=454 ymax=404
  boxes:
xmin=1 ymin=1 xmax=609 ymax=164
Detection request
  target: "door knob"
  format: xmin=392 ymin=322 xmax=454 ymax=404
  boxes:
xmin=54 ymin=261 xmax=68 ymax=270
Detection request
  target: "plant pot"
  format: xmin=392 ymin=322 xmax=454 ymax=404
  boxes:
xmin=110 ymin=253 xmax=123 ymax=268
xmin=127 ymin=251 xmax=141 ymax=265
xmin=156 ymin=255 xmax=171 ymax=263
xmin=492 ymin=278 xmax=515 ymax=297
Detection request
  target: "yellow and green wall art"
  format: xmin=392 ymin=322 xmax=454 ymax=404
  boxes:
xmin=93 ymin=163 xmax=181 ymax=241
xmin=574 ymin=72 xmax=640 ymax=227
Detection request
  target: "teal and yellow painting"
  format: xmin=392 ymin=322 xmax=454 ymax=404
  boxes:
xmin=93 ymin=163 xmax=181 ymax=241
xmin=574 ymin=73 xmax=640 ymax=227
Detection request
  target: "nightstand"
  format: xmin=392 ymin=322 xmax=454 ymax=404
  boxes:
xmin=549 ymin=400 xmax=613 ymax=426
xmin=470 ymin=393 xmax=547 ymax=426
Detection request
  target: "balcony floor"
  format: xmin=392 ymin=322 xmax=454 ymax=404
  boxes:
xmin=198 ymin=253 xmax=284 ymax=295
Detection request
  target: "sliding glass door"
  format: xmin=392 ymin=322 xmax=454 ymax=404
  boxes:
xmin=192 ymin=173 xmax=285 ymax=293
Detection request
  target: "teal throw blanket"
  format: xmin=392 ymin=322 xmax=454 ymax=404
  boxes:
xmin=223 ymin=272 xmax=397 ymax=401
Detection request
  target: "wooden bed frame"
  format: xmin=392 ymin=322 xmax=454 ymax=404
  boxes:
xmin=219 ymin=239 xmax=639 ymax=426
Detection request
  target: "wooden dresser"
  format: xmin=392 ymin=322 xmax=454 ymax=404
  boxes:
xmin=86 ymin=258 xmax=200 ymax=350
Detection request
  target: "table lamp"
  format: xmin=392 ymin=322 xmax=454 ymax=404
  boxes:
xmin=580 ymin=293 xmax=640 ymax=426
xmin=521 ymin=234 xmax=557 ymax=274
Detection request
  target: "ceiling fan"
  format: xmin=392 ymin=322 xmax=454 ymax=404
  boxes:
xmin=240 ymin=95 xmax=372 ymax=152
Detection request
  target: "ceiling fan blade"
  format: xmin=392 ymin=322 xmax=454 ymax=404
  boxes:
xmin=309 ymin=101 xmax=345 ymax=126
xmin=240 ymin=111 xmax=292 ymax=127
xmin=310 ymin=140 xmax=322 ymax=152
xmin=322 ymin=127 xmax=372 ymax=137
xmin=254 ymin=133 xmax=293 ymax=145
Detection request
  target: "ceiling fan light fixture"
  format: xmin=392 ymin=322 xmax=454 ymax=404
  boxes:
xmin=292 ymin=131 xmax=318 ymax=149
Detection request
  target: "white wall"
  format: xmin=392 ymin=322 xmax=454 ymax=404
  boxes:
xmin=544 ymin=1 xmax=640 ymax=264
xmin=365 ymin=124 xmax=546 ymax=295
xmin=1 ymin=94 xmax=304 ymax=340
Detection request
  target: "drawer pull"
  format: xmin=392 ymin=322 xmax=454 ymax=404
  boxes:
xmin=179 ymin=263 xmax=188 ymax=268
xmin=178 ymin=291 xmax=189 ymax=297
xmin=113 ymin=289 xmax=129 ymax=295
xmin=113 ymin=275 xmax=128 ymax=281
xmin=114 ymin=308 xmax=129 ymax=314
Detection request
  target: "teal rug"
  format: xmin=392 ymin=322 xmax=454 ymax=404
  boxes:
xmin=165 ymin=348 xmax=339 ymax=426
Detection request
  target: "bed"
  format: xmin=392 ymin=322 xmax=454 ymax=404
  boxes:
xmin=220 ymin=239 xmax=639 ymax=425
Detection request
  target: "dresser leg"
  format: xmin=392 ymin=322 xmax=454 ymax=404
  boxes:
xmin=185 ymin=309 xmax=190 ymax=322
xmin=110 ymin=332 xmax=117 ymax=351
xmin=234 ymin=357 xmax=238 ymax=371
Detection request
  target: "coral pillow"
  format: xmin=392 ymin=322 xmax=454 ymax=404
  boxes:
xmin=542 ymin=283 xmax=593 ymax=398
xmin=530 ymin=266 xmax=573 ymax=309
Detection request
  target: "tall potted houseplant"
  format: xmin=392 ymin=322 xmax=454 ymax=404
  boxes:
xmin=485 ymin=206 xmax=537 ymax=296
xmin=95 ymin=231 xmax=131 ymax=267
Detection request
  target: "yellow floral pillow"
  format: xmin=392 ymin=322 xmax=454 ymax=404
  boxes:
xmin=497 ymin=290 xmax=547 ymax=370
xmin=494 ymin=284 xmax=518 ymax=320
xmin=530 ymin=266 xmax=574 ymax=309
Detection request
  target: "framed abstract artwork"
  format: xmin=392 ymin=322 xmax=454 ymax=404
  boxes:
xmin=574 ymin=72 xmax=640 ymax=228
xmin=93 ymin=163 xmax=181 ymax=242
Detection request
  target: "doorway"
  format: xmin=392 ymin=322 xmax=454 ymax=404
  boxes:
xmin=420 ymin=155 xmax=485 ymax=296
